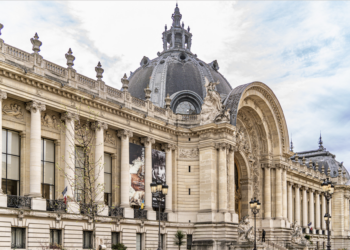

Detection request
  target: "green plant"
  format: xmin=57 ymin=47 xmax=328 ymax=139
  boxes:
xmin=112 ymin=243 xmax=127 ymax=250
xmin=304 ymin=234 xmax=310 ymax=240
xmin=174 ymin=230 xmax=186 ymax=250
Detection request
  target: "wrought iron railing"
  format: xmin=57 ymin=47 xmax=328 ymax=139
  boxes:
xmin=156 ymin=212 xmax=168 ymax=221
xmin=7 ymin=195 xmax=31 ymax=209
xmin=80 ymin=203 xmax=97 ymax=215
xmin=134 ymin=209 xmax=147 ymax=220
xmin=46 ymin=199 xmax=66 ymax=212
xmin=109 ymin=206 xmax=124 ymax=217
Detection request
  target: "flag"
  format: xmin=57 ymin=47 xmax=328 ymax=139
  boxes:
xmin=308 ymin=222 xmax=312 ymax=227
xmin=62 ymin=187 xmax=67 ymax=204
xmin=141 ymin=199 xmax=144 ymax=209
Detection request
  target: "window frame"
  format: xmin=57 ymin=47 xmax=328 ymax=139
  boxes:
xmin=11 ymin=227 xmax=26 ymax=249
xmin=111 ymin=232 xmax=120 ymax=245
xmin=187 ymin=234 xmax=193 ymax=250
xmin=50 ymin=229 xmax=62 ymax=248
xmin=83 ymin=231 xmax=93 ymax=249
xmin=136 ymin=233 xmax=142 ymax=250
xmin=2 ymin=129 xmax=21 ymax=196
xmin=104 ymin=153 xmax=112 ymax=206
xmin=75 ymin=147 xmax=85 ymax=203
xmin=41 ymin=138 xmax=55 ymax=200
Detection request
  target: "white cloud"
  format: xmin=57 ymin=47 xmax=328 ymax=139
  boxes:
xmin=1 ymin=1 xmax=349 ymax=169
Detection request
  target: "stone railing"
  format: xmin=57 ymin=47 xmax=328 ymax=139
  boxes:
xmin=5 ymin=45 xmax=31 ymax=61
xmin=45 ymin=60 xmax=67 ymax=77
xmin=7 ymin=195 xmax=31 ymax=209
xmin=0 ymin=39 xmax=207 ymax=128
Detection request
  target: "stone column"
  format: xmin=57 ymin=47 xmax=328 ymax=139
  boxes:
xmin=162 ymin=143 xmax=175 ymax=212
xmin=322 ymin=193 xmax=326 ymax=230
xmin=287 ymin=182 xmax=293 ymax=223
xmin=61 ymin=112 xmax=79 ymax=200
xmin=345 ymin=196 xmax=349 ymax=231
xmin=309 ymin=189 xmax=314 ymax=233
xmin=92 ymin=121 xmax=108 ymax=203
xmin=141 ymin=137 xmax=155 ymax=210
xmin=295 ymin=184 xmax=301 ymax=224
xmin=216 ymin=143 xmax=228 ymax=212
xmin=275 ymin=164 xmax=283 ymax=219
xmin=329 ymin=197 xmax=332 ymax=230
xmin=117 ymin=130 xmax=133 ymax=208
xmin=26 ymin=101 xmax=46 ymax=197
xmin=263 ymin=163 xmax=271 ymax=219
xmin=282 ymin=167 xmax=288 ymax=220
xmin=315 ymin=191 xmax=320 ymax=230
xmin=302 ymin=187 xmax=308 ymax=229
xmin=0 ymin=90 xmax=7 ymax=195
xmin=228 ymin=146 xmax=235 ymax=214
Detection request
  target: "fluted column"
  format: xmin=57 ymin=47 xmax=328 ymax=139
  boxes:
xmin=315 ymin=191 xmax=321 ymax=230
xmin=228 ymin=146 xmax=235 ymax=213
xmin=302 ymin=187 xmax=308 ymax=228
xmin=92 ymin=121 xmax=108 ymax=203
xmin=26 ymin=101 xmax=46 ymax=197
xmin=162 ymin=143 xmax=176 ymax=212
xmin=263 ymin=163 xmax=271 ymax=219
xmin=309 ymin=189 xmax=314 ymax=232
xmin=61 ymin=112 xmax=79 ymax=200
xmin=117 ymin=130 xmax=133 ymax=207
xmin=0 ymin=90 xmax=7 ymax=194
xmin=216 ymin=143 xmax=228 ymax=212
xmin=295 ymin=184 xmax=301 ymax=224
xmin=345 ymin=196 xmax=350 ymax=231
xmin=322 ymin=193 xmax=326 ymax=230
xmin=141 ymin=137 xmax=155 ymax=210
xmin=287 ymin=182 xmax=293 ymax=223
xmin=275 ymin=164 xmax=283 ymax=219
xmin=282 ymin=167 xmax=288 ymax=220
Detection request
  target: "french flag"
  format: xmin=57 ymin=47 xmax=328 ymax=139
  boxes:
xmin=62 ymin=187 xmax=67 ymax=204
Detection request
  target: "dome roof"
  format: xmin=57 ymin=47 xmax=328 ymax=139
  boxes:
xmin=127 ymin=4 xmax=232 ymax=112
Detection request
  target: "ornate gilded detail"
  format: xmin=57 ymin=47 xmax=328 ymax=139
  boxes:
xmin=179 ymin=148 xmax=198 ymax=158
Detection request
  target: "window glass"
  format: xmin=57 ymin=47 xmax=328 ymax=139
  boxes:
xmin=175 ymin=101 xmax=197 ymax=115
xmin=44 ymin=162 xmax=55 ymax=184
xmin=7 ymin=155 xmax=19 ymax=180
xmin=2 ymin=153 xmax=6 ymax=177
xmin=104 ymin=174 xmax=111 ymax=193
xmin=136 ymin=233 xmax=142 ymax=250
xmin=6 ymin=180 xmax=19 ymax=195
xmin=41 ymin=138 xmax=55 ymax=199
xmin=104 ymin=153 xmax=111 ymax=173
xmin=187 ymin=234 xmax=192 ymax=250
xmin=2 ymin=130 xmax=6 ymax=153
xmin=44 ymin=140 xmax=55 ymax=162
xmin=112 ymin=232 xmax=119 ymax=245
xmin=83 ymin=231 xmax=92 ymax=249
xmin=104 ymin=153 xmax=112 ymax=206
xmin=50 ymin=229 xmax=61 ymax=246
xmin=11 ymin=228 xmax=25 ymax=249
xmin=7 ymin=131 xmax=19 ymax=155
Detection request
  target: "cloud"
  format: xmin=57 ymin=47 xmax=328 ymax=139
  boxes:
xmin=1 ymin=1 xmax=349 ymax=170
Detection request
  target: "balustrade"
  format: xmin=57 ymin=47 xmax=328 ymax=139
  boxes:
xmin=154 ymin=106 xmax=166 ymax=115
xmin=107 ymin=86 xmax=123 ymax=98
xmin=45 ymin=61 xmax=66 ymax=76
xmin=6 ymin=45 xmax=31 ymax=61
xmin=78 ymin=74 xmax=96 ymax=88
xmin=132 ymin=96 xmax=146 ymax=107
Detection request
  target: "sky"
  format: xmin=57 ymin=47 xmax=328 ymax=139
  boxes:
xmin=0 ymin=1 xmax=349 ymax=170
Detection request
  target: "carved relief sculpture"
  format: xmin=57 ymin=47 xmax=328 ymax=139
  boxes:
xmin=41 ymin=112 xmax=59 ymax=129
xmin=237 ymin=215 xmax=254 ymax=242
xmin=3 ymin=103 xmax=24 ymax=119
xmin=105 ymin=130 xmax=116 ymax=145
xmin=179 ymin=148 xmax=199 ymax=158
xmin=290 ymin=221 xmax=309 ymax=246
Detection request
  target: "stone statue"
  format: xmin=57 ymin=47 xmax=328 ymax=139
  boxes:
xmin=237 ymin=215 xmax=254 ymax=242
xmin=290 ymin=221 xmax=309 ymax=246
xmin=200 ymin=77 xmax=230 ymax=125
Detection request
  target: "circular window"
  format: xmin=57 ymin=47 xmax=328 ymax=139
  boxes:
xmin=160 ymin=60 xmax=165 ymax=64
xmin=175 ymin=101 xmax=197 ymax=115
xmin=179 ymin=53 xmax=187 ymax=61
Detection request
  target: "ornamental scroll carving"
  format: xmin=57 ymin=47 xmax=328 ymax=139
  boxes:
xmin=179 ymin=148 xmax=199 ymax=158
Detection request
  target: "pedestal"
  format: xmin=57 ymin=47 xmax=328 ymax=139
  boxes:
xmin=167 ymin=212 xmax=177 ymax=222
xmin=123 ymin=207 xmax=134 ymax=219
xmin=31 ymin=197 xmax=46 ymax=211
xmin=232 ymin=213 xmax=239 ymax=223
xmin=0 ymin=193 xmax=7 ymax=207
xmin=97 ymin=204 xmax=109 ymax=216
xmin=67 ymin=201 xmax=80 ymax=214
xmin=147 ymin=210 xmax=156 ymax=221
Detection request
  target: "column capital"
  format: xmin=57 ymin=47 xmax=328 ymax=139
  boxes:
xmin=91 ymin=121 xmax=108 ymax=131
xmin=141 ymin=137 xmax=155 ymax=146
xmin=162 ymin=143 xmax=176 ymax=152
xmin=215 ymin=142 xmax=229 ymax=150
xmin=61 ymin=111 xmax=79 ymax=122
xmin=293 ymin=183 xmax=301 ymax=189
xmin=301 ymin=186 xmax=308 ymax=191
xmin=262 ymin=163 xmax=271 ymax=169
xmin=26 ymin=100 xmax=46 ymax=113
xmin=0 ymin=90 xmax=7 ymax=100
xmin=315 ymin=190 xmax=321 ymax=195
xmin=117 ymin=129 xmax=133 ymax=139
xmin=288 ymin=181 xmax=294 ymax=186
xmin=309 ymin=188 xmax=315 ymax=193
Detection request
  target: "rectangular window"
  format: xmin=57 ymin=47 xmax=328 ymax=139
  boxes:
xmin=189 ymin=166 xmax=191 ymax=172
xmin=189 ymin=189 xmax=191 ymax=195
xmin=136 ymin=233 xmax=142 ymax=250
xmin=2 ymin=130 xmax=20 ymax=195
xmin=50 ymin=229 xmax=62 ymax=247
xmin=161 ymin=234 xmax=165 ymax=249
xmin=11 ymin=227 xmax=25 ymax=249
xmin=112 ymin=232 xmax=120 ymax=245
xmin=187 ymin=234 xmax=192 ymax=250
xmin=41 ymin=139 xmax=55 ymax=200
xmin=75 ymin=147 xmax=85 ymax=202
xmin=83 ymin=231 xmax=93 ymax=249
xmin=104 ymin=153 xmax=112 ymax=206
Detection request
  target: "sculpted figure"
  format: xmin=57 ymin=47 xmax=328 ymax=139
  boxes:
xmin=237 ymin=215 xmax=254 ymax=242
xmin=290 ymin=221 xmax=309 ymax=246
xmin=3 ymin=103 xmax=24 ymax=119
xmin=200 ymin=77 xmax=229 ymax=125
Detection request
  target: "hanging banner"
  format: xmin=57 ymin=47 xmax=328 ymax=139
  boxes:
xmin=129 ymin=143 xmax=145 ymax=207
xmin=152 ymin=149 xmax=166 ymax=209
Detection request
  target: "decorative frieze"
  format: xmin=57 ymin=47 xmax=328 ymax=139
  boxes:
xmin=105 ymin=130 xmax=116 ymax=146
xmin=179 ymin=148 xmax=198 ymax=158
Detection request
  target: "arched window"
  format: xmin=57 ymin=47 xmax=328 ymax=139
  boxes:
xmin=170 ymin=90 xmax=203 ymax=115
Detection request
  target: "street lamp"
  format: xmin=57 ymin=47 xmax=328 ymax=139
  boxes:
xmin=321 ymin=178 xmax=334 ymax=250
xmin=250 ymin=197 xmax=261 ymax=250
xmin=151 ymin=181 xmax=168 ymax=250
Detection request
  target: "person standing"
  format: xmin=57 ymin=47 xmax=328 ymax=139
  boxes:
xmin=262 ymin=229 xmax=266 ymax=242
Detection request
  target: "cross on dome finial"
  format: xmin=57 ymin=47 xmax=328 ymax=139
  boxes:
xmin=319 ymin=132 xmax=324 ymax=151
xmin=172 ymin=3 xmax=182 ymax=28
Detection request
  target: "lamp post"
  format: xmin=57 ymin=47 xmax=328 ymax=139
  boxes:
xmin=151 ymin=181 xmax=168 ymax=250
xmin=321 ymin=178 xmax=334 ymax=250
xmin=250 ymin=197 xmax=261 ymax=250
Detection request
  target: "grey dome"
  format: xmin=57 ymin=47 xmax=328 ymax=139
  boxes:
xmin=127 ymin=5 xmax=232 ymax=111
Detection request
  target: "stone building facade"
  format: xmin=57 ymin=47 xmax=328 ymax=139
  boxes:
xmin=0 ymin=4 xmax=349 ymax=250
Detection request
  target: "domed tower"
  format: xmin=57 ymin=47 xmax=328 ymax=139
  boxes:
xmin=127 ymin=4 xmax=232 ymax=114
